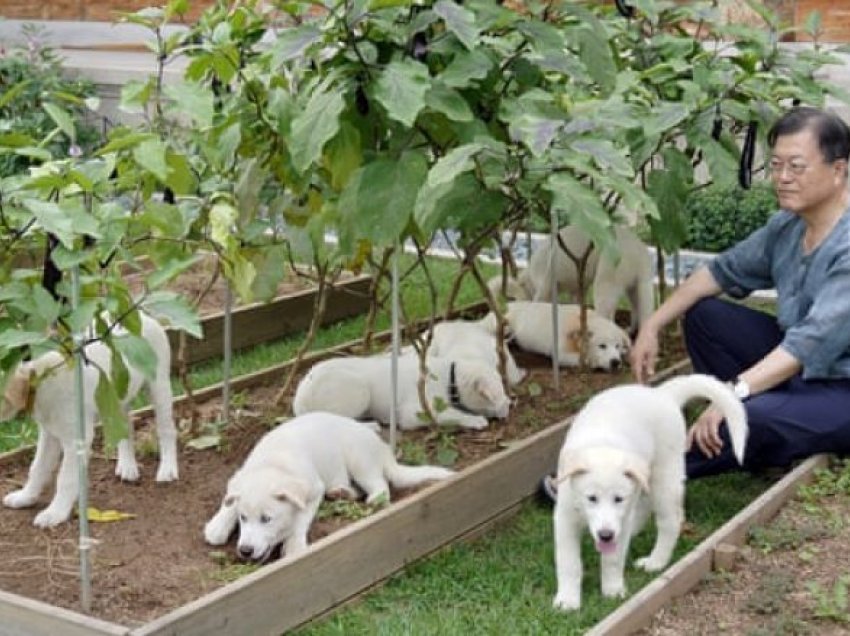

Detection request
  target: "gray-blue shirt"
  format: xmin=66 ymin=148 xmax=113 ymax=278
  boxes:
xmin=709 ymin=208 xmax=850 ymax=380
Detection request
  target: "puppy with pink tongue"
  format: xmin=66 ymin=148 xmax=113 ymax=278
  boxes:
xmin=551 ymin=374 xmax=747 ymax=611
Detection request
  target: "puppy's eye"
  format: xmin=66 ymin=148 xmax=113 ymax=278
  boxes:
xmin=599 ymin=344 xmax=607 ymax=350
xmin=587 ymin=495 xmax=598 ymax=504
xmin=239 ymin=514 xmax=247 ymax=522
xmin=260 ymin=514 xmax=271 ymax=524
xmin=614 ymin=495 xmax=624 ymax=504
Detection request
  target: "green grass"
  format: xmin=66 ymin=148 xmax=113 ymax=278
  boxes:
xmin=294 ymin=472 xmax=773 ymax=635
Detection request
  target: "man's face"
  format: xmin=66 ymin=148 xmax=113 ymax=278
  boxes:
xmin=769 ymin=128 xmax=848 ymax=215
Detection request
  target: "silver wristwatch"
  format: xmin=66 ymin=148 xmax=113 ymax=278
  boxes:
xmin=732 ymin=377 xmax=751 ymax=401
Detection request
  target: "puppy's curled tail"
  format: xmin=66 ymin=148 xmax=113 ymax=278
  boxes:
xmin=383 ymin=459 xmax=455 ymax=490
xmin=657 ymin=373 xmax=749 ymax=464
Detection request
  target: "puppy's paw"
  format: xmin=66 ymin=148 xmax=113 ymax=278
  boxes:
xmin=204 ymin=518 xmax=233 ymax=545
xmin=155 ymin=463 xmax=179 ymax=482
xmin=635 ymin=555 xmax=669 ymax=572
xmin=115 ymin=461 xmax=140 ymax=482
xmin=463 ymin=416 xmax=489 ymax=430
xmin=325 ymin=487 xmax=357 ymax=501
xmin=601 ymin=579 xmax=627 ymax=598
xmin=552 ymin=592 xmax=580 ymax=612
xmin=3 ymin=489 xmax=38 ymax=509
xmin=33 ymin=506 xmax=71 ymax=528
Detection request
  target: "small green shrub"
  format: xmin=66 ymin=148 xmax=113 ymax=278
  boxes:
xmin=684 ymin=182 xmax=778 ymax=252
xmin=0 ymin=24 xmax=101 ymax=177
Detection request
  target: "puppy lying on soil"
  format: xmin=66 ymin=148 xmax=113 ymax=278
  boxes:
xmin=204 ymin=412 xmax=454 ymax=561
xmin=1 ymin=312 xmax=178 ymax=527
xmin=552 ymin=374 xmax=748 ymax=611
xmin=480 ymin=301 xmax=631 ymax=371
xmin=429 ymin=319 xmax=526 ymax=386
xmin=292 ymin=352 xmax=510 ymax=430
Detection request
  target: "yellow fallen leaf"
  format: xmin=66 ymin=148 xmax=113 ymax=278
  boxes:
xmin=86 ymin=507 xmax=136 ymax=522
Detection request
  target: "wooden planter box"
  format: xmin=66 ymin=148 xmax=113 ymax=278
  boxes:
xmin=0 ymin=334 xmax=808 ymax=635
xmin=168 ymin=273 xmax=372 ymax=367
xmin=0 ymin=358 xmax=688 ymax=636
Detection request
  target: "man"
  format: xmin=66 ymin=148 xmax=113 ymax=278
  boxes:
xmin=631 ymin=105 xmax=850 ymax=478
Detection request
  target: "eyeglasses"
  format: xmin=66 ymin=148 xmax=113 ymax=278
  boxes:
xmin=768 ymin=158 xmax=813 ymax=177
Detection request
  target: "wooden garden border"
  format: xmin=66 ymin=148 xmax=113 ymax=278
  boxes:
xmin=164 ymin=273 xmax=372 ymax=367
xmin=0 ymin=341 xmax=826 ymax=634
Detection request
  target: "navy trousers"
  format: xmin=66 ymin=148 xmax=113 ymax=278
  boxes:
xmin=683 ymin=297 xmax=850 ymax=478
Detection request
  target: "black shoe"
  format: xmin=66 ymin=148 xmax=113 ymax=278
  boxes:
xmin=539 ymin=474 xmax=558 ymax=503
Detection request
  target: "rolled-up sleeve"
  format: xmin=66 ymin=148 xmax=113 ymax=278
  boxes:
xmin=781 ymin=252 xmax=850 ymax=378
xmin=709 ymin=221 xmax=779 ymax=298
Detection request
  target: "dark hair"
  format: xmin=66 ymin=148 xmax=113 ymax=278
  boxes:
xmin=767 ymin=106 xmax=850 ymax=163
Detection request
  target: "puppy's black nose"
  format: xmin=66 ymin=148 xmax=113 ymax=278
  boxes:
xmin=238 ymin=546 xmax=253 ymax=560
xmin=610 ymin=359 xmax=622 ymax=370
xmin=598 ymin=529 xmax=615 ymax=543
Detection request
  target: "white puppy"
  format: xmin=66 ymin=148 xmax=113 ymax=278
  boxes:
xmin=292 ymin=352 xmax=509 ymax=430
xmin=552 ymin=374 xmax=748 ymax=611
xmin=429 ymin=319 xmax=526 ymax=386
xmin=488 ymin=225 xmax=654 ymax=332
xmin=1 ymin=312 xmax=178 ymax=528
xmin=204 ymin=412 xmax=454 ymax=561
xmin=481 ymin=301 xmax=631 ymax=371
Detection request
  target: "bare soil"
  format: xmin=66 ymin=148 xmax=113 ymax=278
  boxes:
xmin=640 ymin=482 xmax=850 ymax=635
xmin=0 ymin=328 xmax=679 ymax=626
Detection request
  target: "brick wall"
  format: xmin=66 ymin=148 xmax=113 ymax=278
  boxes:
xmin=794 ymin=1 xmax=850 ymax=42
xmin=1 ymin=0 xmax=847 ymax=42
xmin=0 ymin=0 xmax=214 ymax=21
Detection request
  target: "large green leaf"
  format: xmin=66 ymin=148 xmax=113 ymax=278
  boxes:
xmin=508 ymin=114 xmax=563 ymax=157
xmin=21 ymin=200 xmax=75 ymax=247
xmin=373 ymin=59 xmax=431 ymax=127
xmin=644 ymin=101 xmax=691 ymax=138
xmin=133 ymin=139 xmax=170 ymax=182
xmin=339 ymin=153 xmax=428 ymax=246
xmin=434 ymin=0 xmax=479 ymax=50
xmin=415 ymin=172 xmax=505 ymax=234
xmin=544 ymin=173 xmax=609 ymax=248
xmin=570 ymin=139 xmax=634 ymax=178
xmin=246 ymin=244 xmax=288 ymax=303
xmin=164 ymin=81 xmax=215 ymax=128
xmin=142 ymin=291 xmax=203 ymax=339
xmin=112 ymin=332 xmax=157 ymax=383
xmin=270 ymin=25 xmax=323 ymax=68
xmin=425 ymin=84 xmax=473 ymax=122
xmin=42 ymin=103 xmax=76 ymax=143
xmin=289 ymin=77 xmax=346 ymax=173
xmin=323 ymin=121 xmax=362 ymax=192
xmin=646 ymin=157 xmax=692 ymax=252
xmin=439 ymin=49 xmax=493 ymax=89
xmin=95 ymin=369 xmax=129 ymax=448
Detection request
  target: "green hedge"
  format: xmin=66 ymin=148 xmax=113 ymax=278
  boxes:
xmin=0 ymin=29 xmax=100 ymax=178
xmin=683 ymin=182 xmax=778 ymax=252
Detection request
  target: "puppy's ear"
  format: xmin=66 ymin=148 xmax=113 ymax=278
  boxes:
xmin=563 ymin=330 xmax=582 ymax=354
xmin=474 ymin=376 xmax=501 ymax=403
xmin=555 ymin=451 xmax=588 ymax=484
xmin=623 ymin=459 xmax=651 ymax=493
xmin=274 ymin=477 xmax=312 ymax=510
xmin=3 ymin=367 xmax=32 ymax=416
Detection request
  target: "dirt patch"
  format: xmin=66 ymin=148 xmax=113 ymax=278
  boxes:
xmin=125 ymin=255 xmax=341 ymax=316
xmin=0 ymin=325 xmax=686 ymax=627
xmin=640 ymin=482 xmax=850 ymax=635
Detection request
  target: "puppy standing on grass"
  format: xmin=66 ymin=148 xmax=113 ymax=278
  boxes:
xmin=1 ymin=312 xmax=178 ymax=528
xmin=552 ymin=374 xmax=748 ymax=611
xmin=204 ymin=412 xmax=454 ymax=562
